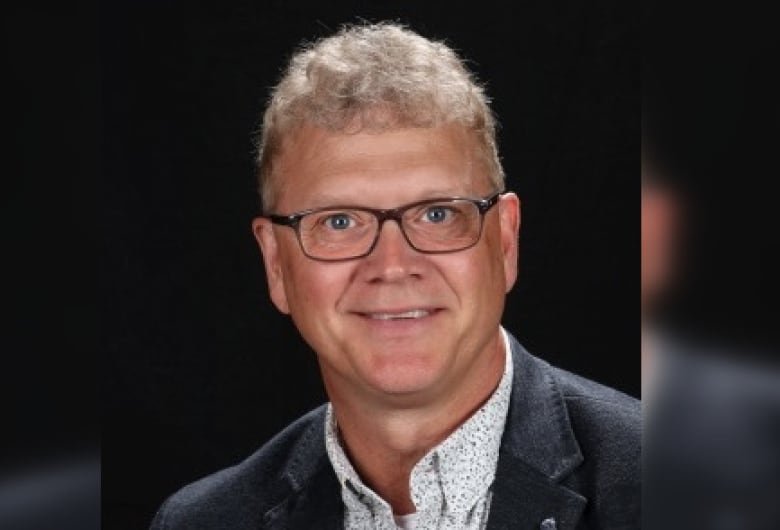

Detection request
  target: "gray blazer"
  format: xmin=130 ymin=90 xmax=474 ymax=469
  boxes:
xmin=151 ymin=334 xmax=640 ymax=529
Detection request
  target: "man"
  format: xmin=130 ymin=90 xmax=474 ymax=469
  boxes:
xmin=151 ymin=23 xmax=639 ymax=529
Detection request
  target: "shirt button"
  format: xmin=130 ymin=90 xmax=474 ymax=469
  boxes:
xmin=540 ymin=517 xmax=557 ymax=530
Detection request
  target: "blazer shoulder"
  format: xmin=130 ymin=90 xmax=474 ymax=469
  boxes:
xmin=150 ymin=405 xmax=329 ymax=529
xmin=552 ymin=365 xmax=640 ymax=417
xmin=551 ymin=364 xmax=640 ymax=452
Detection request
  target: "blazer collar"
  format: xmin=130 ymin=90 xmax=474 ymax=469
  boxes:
xmin=487 ymin=334 xmax=587 ymax=529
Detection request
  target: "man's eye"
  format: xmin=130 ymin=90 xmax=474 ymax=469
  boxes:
xmin=324 ymin=214 xmax=353 ymax=230
xmin=424 ymin=206 xmax=451 ymax=223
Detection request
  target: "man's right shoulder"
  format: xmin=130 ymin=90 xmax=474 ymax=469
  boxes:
xmin=149 ymin=405 xmax=329 ymax=530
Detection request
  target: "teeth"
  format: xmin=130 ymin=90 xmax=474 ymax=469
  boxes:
xmin=369 ymin=310 xmax=430 ymax=320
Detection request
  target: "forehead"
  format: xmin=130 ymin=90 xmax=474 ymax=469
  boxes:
xmin=272 ymin=123 xmax=489 ymax=209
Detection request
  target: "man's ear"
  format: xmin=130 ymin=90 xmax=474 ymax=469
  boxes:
xmin=251 ymin=217 xmax=290 ymax=314
xmin=498 ymin=193 xmax=521 ymax=293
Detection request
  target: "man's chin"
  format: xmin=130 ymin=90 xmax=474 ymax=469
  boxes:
xmin=359 ymin=362 xmax=448 ymax=402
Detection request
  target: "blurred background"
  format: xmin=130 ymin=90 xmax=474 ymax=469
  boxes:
xmin=4 ymin=1 xmax=100 ymax=529
xmin=643 ymin=1 xmax=780 ymax=528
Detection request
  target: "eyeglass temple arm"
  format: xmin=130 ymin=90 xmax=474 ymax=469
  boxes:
xmin=267 ymin=214 xmax=302 ymax=227
xmin=477 ymin=193 xmax=501 ymax=213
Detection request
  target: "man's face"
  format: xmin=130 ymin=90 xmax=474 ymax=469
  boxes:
xmin=252 ymin=124 xmax=520 ymax=404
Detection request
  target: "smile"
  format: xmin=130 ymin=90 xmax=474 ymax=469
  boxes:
xmin=367 ymin=309 xmax=431 ymax=320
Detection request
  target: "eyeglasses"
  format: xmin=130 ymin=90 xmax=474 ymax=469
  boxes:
xmin=266 ymin=192 xmax=503 ymax=262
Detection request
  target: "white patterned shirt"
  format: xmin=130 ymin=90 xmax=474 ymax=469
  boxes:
xmin=324 ymin=328 xmax=514 ymax=530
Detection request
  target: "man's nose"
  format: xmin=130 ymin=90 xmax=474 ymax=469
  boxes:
xmin=362 ymin=219 xmax=421 ymax=281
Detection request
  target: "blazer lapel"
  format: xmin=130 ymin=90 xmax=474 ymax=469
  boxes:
xmin=261 ymin=409 xmax=343 ymax=529
xmin=487 ymin=452 xmax=586 ymax=529
xmin=272 ymin=465 xmax=343 ymax=530
xmin=487 ymin=335 xmax=587 ymax=529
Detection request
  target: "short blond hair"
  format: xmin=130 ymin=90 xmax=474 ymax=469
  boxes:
xmin=256 ymin=22 xmax=504 ymax=211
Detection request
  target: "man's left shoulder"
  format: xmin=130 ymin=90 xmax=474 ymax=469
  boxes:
xmin=551 ymin=364 xmax=641 ymax=440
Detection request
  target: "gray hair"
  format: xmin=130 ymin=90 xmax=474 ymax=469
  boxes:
xmin=256 ymin=22 xmax=504 ymax=211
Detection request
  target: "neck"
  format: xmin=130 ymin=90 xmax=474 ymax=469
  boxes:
xmin=327 ymin=331 xmax=506 ymax=515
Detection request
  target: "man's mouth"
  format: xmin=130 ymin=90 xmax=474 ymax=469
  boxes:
xmin=365 ymin=309 xmax=431 ymax=321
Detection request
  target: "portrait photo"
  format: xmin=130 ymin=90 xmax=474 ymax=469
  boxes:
xmin=101 ymin=1 xmax=638 ymax=528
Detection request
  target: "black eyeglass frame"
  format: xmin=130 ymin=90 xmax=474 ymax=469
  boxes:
xmin=265 ymin=192 xmax=504 ymax=262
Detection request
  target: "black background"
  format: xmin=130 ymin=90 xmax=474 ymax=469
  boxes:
xmin=99 ymin=1 xmax=637 ymax=527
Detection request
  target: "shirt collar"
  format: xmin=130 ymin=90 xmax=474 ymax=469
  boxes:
xmin=324 ymin=327 xmax=514 ymax=516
